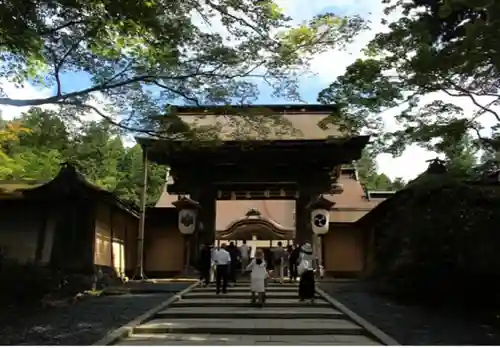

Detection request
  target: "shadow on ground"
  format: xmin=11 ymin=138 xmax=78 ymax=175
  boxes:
xmin=320 ymin=280 xmax=500 ymax=345
xmin=0 ymin=283 xmax=191 ymax=345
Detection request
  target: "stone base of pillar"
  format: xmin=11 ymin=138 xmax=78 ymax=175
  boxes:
xmin=181 ymin=265 xmax=199 ymax=278
xmin=131 ymin=265 xmax=149 ymax=281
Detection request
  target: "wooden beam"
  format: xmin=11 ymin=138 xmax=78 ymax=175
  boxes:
xmin=172 ymin=165 xmax=333 ymax=185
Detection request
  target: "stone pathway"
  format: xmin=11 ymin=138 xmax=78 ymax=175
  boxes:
xmin=115 ymin=281 xmax=384 ymax=345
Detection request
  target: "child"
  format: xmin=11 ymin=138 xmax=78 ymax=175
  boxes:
xmin=245 ymin=249 xmax=270 ymax=307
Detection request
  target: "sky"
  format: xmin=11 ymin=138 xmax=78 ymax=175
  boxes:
xmin=0 ymin=0 xmax=494 ymax=182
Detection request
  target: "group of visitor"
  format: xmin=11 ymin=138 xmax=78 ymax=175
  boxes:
xmin=198 ymin=240 xmax=253 ymax=294
xmin=198 ymin=240 xmax=317 ymax=306
xmin=247 ymin=241 xmax=317 ymax=306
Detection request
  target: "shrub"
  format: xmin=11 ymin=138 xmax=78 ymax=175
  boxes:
xmin=371 ymin=177 xmax=500 ymax=306
xmin=0 ymin=258 xmax=58 ymax=304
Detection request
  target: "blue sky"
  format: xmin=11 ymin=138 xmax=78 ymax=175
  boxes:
xmin=53 ymin=71 xmax=325 ymax=105
xmin=51 ymin=1 xmax=359 ymax=105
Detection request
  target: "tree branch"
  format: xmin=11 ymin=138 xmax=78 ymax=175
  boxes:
xmin=151 ymin=81 xmax=200 ymax=105
xmin=0 ymin=67 xmax=270 ymax=108
xmin=441 ymin=87 xmax=500 ymax=122
xmin=57 ymin=101 xmax=191 ymax=140
xmin=39 ymin=19 xmax=87 ymax=35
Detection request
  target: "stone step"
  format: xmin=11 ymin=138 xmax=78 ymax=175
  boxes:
xmin=225 ymin=281 xmax=299 ymax=286
xmin=183 ymin=292 xmax=321 ymax=300
xmin=192 ymin=286 xmax=298 ymax=292
xmin=133 ymin=318 xmax=365 ymax=336
xmin=155 ymin=307 xmax=345 ymax=319
xmin=117 ymin=333 xmax=381 ymax=345
xmin=170 ymin=298 xmax=331 ymax=307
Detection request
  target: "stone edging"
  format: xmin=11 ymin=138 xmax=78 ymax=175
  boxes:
xmin=316 ymin=287 xmax=400 ymax=346
xmin=92 ymin=280 xmax=201 ymax=346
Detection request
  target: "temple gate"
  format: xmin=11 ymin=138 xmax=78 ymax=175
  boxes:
xmin=132 ymin=105 xmax=370 ymax=278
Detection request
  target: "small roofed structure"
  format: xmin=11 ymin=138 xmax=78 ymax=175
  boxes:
xmin=0 ymin=163 xmax=138 ymax=281
xmin=22 ymin=162 xmax=138 ymax=216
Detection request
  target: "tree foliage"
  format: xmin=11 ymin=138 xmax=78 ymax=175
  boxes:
xmin=0 ymin=108 xmax=166 ymax=205
xmin=356 ymin=149 xmax=406 ymax=191
xmin=0 ymin=0 xmax=366 ymax=138
xmin=318 ymin=0 xmax=499 ymax=156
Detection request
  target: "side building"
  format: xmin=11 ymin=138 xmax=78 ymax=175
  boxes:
xmin=0 ymin=163 xmax=138 ymax=281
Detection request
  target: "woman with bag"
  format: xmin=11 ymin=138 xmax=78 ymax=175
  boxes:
xmin=297 ymin=242 xmax=316 ymax=303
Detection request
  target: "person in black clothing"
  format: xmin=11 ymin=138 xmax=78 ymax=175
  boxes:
xmin=265 ymin=248 xmax=274 ymax=276
xmin=198 ymin=243 xmax=212 ymax=286
xmin=227 ymin=241 xmax=240 ymax=284
xmin=288 ymin=243 xmax=300 ymax=283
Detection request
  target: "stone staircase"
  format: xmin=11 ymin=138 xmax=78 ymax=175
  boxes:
xmin=115 ymin=281 xmax=383 ymax=345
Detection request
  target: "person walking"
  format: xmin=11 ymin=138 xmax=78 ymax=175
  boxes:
xmin=210 ymin=245 xmax=219 ymax=284
xmin=245 ymin=249 xmax=270 ymax=307
xmin=227 ymin=241 xmax=240 ymax=285
xmin=238 ymin=240 xmax=250 ymax=276
xmin=271 ymin=241 xmax=285 ymax=283
xmin=297 ymin=242 xmax=316 ymax=303
xmin=288 ymin=243 xmax=300 ymax=283
xmin=198 ymin=243 xmax=212 ymax=287
xmin=212 ymin=243 xmax=231 ymax=294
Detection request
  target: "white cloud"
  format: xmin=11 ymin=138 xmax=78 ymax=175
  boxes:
xmin=0 ymin=81 xmax=53 ymax=120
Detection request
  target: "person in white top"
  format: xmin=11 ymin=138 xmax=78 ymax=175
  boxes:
xmin=245 ymin=249 xmax=270 ymax=306
xmin=212 ymin=244 xmax=231 ymax=294
xmin=238 ymin=240 xmax=250 ymax=275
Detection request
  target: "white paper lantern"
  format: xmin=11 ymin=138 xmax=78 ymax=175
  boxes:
xmin=311 ymin=208 xmax=329 ymax=235
xmin=178 ymin=208 xmax=197 ymax=235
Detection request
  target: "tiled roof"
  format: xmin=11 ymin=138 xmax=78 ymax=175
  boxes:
xmin=177 ymin=112 xmax=343 ymax=140
xmin=153 ymin=109 xmax=389 ymax=225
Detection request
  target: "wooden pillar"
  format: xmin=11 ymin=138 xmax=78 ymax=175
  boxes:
xmin=189 ymin=189 xmax=216 ymax=267
xmin=109 ymin=206 xmax=115 ymax=275
xmin=199 ymin=191 xmax=216 ymax=245
xmin=132 ymin=146 xmax=149 ymax=280
xmin=295 ymin=192 xmax=312 ymax=245
xmin=319 ymin=235 xmax=325 ymax=269
xmin=34 ymin=208 xmax=48 ymax=264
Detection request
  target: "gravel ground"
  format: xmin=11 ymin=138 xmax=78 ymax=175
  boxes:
xmin=0 ymin=283 xmax=191 ymax=345
xmin=320 ymin=281 xmax=500 ymax=345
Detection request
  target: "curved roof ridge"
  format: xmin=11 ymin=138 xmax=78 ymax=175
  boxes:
xmin=221 ymin=214 xmax=293 ymax=233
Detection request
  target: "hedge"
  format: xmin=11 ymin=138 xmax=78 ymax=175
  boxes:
xmin=370 ymin=174 xmax=500 ymax=306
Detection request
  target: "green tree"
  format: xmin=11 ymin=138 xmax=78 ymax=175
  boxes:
xmin=439 ymin=133 xmax=478 ymax=177
xmin=68 ymin=121 xmax=123 ymax=190
xmin=0 ymin=0 xmax=366 ymax=138
xmin=1 ymin=107 xmax=166 ymax=204
xmin=11 ymin=149 xmax=63 ymax=180
xmin=15 ymin=108 xmax=71 ymax=152
xmin=356 ymin=149 xmax=406 ymax=191
xmin=0 ymin=119 xmax=31 ymax=179
xmin=114 ymin=145 xmax=167 ymax=206
xmin=318 ymin=0 xmax=499 ymax=156
xmin=390 ymin=177 xmax=406 ymax=191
